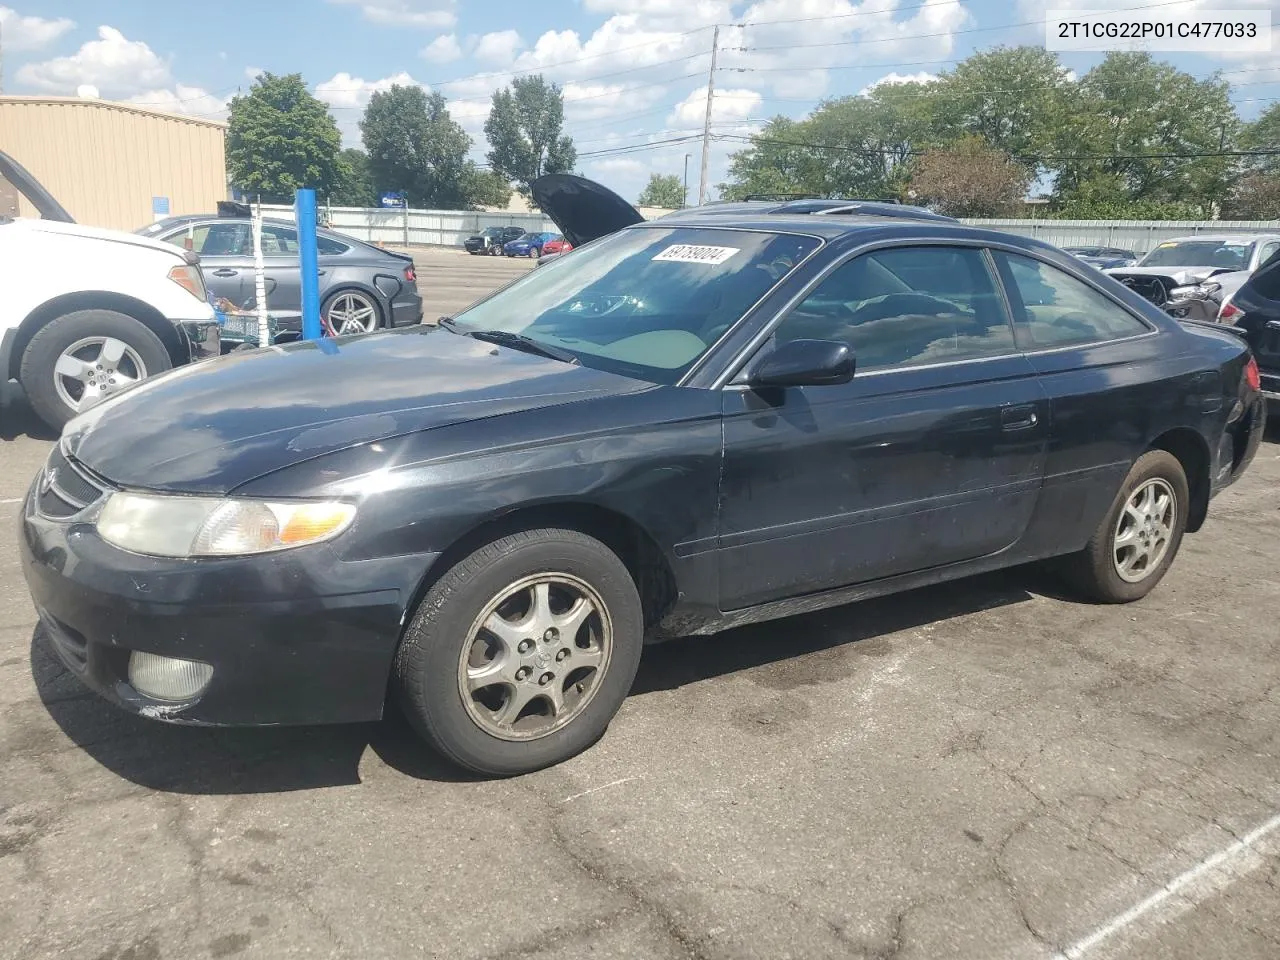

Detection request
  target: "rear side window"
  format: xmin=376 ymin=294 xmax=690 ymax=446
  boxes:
xmin=317 ymin=236 xmax=349 ymax=255
xmin=1246 ymin=258 xmax=1280 ymax=302
xmin=260 ymin=225 xmax=300 ymax=255
xmin=773 ymin=245 xmax=1015 ymax=371
xmin=997 ymin=253 xmax=1150 ymax=349
xmin=167 ymin=222 xmax=250 ymax=256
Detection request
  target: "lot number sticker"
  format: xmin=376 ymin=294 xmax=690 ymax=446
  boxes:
xmin=652 ymin=244 xmax=741 ymax=265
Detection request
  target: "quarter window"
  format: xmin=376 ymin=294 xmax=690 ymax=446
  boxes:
xmin=772 ymin=245 xmax=1016 ymax=371
xmin=997 ymin=253 xmax=1150 ymax=348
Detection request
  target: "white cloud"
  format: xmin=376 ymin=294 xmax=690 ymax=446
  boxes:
xmin=421 ymin=33 xmax=463 ymax=62
xmin=327 ymin=0 xmax=456 ymax=29
xmin=244 ymin=66 xmax=264 ymax=82
xmin=76 ymin=84 xmax=99 ymax=98
xmin=474 ymin=29 xmax=525 ymax=64
xmin=581 ymin=0 xmax=732 ymax=30
xmin=314 ymin=71 xmax=425 ymax=146
xmin=16 ymin=25 xmax=172 ymax=96
xmin=0 ymin=6 xmax=74 ymax=51
xmin=128 ymin=84 xmax=230 ymax=120
xmin=858 ymin=71 xmax=938 ymax=96
xmin=668 ymin=85 xmax=762 ymax=127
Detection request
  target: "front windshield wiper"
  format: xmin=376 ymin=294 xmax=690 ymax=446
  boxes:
xmin=465 ymin=329 xmax=580 ymax=365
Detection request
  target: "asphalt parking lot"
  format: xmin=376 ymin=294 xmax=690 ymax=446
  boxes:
xmin=2 ymin=246 xmax=1279 ymax=960
xmin=402 ymin=245 xmax=536 ymax=321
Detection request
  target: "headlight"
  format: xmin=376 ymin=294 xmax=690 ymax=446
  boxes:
xmin=97 ymin=492 xmax=356 ymax=557
xmin=1168 ymin=282 xmax=1219 ymax=300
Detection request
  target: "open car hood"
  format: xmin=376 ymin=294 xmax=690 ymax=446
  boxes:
xmin=530 ymin=173 xmax=646 ymax=247
xmin=0 ymin=149 xmax=74 ymax=222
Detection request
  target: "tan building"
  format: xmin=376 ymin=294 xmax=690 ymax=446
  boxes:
xmin=0 ymin=95 xmax=227 ymax=231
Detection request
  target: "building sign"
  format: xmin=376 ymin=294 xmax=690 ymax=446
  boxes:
xmin=151 ymin=196 xmax=170 ymax=222
xmin=379 ymin=192 xmax=407 ymax=208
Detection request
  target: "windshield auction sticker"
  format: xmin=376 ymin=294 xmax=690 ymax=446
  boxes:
xmin=1047 ymin=9 xmax=1270 ymax=51
xmin=652 ymin=244 xmax=741 ymax=265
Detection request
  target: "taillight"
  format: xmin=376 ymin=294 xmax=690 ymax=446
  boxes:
xmin=403 ymin=265 xmax=416 ymax=282
xmin=167 ymin=264 xmax=205 ymax=300
xmin=1219 ymin=300 xmax=1242 ymax=324
xmin=1246 ymin=356 xmax=1261 ymax=393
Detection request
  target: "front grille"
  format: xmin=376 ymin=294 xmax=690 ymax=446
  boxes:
xmin=35 ymin=445 xmax=109 ymax=519
xmin=1116 ymin=275 xmax=1172 ymax=306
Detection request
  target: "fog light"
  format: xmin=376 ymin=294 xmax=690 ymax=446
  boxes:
xmin=128 ymin=652 xmax=213 ymax=701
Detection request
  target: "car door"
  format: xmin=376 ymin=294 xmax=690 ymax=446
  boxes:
xmin=990 ymin=249 xmax=1179 ymax=555
xmin=161 ymin=220 xmax=252 ymax=306
xmin=717 ymin=243 xmax=1050 ymax=611
xmin=257 ymin=224 xmax=304 ymax=319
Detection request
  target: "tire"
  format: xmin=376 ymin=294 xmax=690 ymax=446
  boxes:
xmin=321 ymin=288 xmax=383 ymax=336
xmin=394 ymin=527 xmax=644 ymax=776
xmin=19 ymin=309 xmax=171 ymax=430
xmin=530 ymin=247 xmax=541 ymax=260
xmin=1061 ymin=450 xmax=1189 ymax=603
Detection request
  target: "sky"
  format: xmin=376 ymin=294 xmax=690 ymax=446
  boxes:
xmin=2 ymin=0 xmax=1279 ymax=203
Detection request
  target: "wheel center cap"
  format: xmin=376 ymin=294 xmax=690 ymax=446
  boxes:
xmin=533 ymin=650 xmax=552 ymax=670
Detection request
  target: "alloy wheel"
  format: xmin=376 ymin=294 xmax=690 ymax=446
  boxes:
xmin=324 ymin=292 xmax=379 ymax=335
xmin=52 ymin=337 xmax=147 ymax=413
xmin=458 ymin=573 xmax=612 ymax=741
xmin=1112 ymin=477 xmax=1177 ymax=583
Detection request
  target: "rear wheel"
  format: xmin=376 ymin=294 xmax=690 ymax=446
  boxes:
xmin=322 ymin=289 xmax=382 ymax=336
xmin=1061 ymin=450 xmax=1188 ymax=603
xmin=19 ymin=309 xmax=171 ymax=430
xmin=394 ymin=528 xmax=644 ymax=776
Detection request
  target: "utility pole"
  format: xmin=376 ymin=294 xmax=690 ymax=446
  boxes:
xmin=1 ymin=18 xmax=6 ymax=96
xmin=697 ymin=25 xmax=719 ymax=207
xmin=683 ymin=153 xmax=691 ymax=207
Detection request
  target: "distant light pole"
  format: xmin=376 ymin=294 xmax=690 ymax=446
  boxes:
xmin=683 ymin=153 xmax=691 ymax=208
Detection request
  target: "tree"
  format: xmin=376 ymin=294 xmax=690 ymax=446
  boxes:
xmin=909 ymin=137 xmax=1030 ymax=217
xmin=1223 ymin=172 xmax=1280 ymax=219
xmin=361 ymin=85 xmax=476 ymax=208
xmin=226 ymin=73 xmax=349 ymax=203
xmin=331 ymin=148 xmax=373 ymax=206
xmin=931 ymin=47 xmax=1073 ymax=171
xmin=465 ymin=168 xmax=514 ymax=209
xmin=719 ymin=84 xmax=939 ymax=201
xmin=1052 ymin=53 xmax=1239 ymax=209
xmin=638 ymin=173 xmax=685 ymax=208
xmin=484 ymin=75 xmax=577 ymax=200
xmin=1240 ymin=103 xmax=1280 ymax=175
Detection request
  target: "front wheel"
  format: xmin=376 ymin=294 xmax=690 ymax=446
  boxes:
xmin=1061 ymin=450 xmax=1189 ymax=603
xmin=18 ymin=309 xmax=171 ymax=430
xmin=529 ymin=247 xmax=541 ymax=259
xmin=394 ymin=528 xmax=644 ymax=776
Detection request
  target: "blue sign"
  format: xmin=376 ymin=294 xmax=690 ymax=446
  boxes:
xmin=151 ymin=196 xmax=170 ymax=221
xmin=379 ymin=192 xmax=407 ymax=208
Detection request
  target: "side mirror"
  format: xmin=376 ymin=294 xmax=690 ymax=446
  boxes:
xmin=749 ymin=338 xmax=855 ymax=388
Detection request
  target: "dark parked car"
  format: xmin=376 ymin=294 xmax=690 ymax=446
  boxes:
xmin=1063 ymin=246 xmax=1139 ymax=270
xmin=22 ymin=175 xmax=1265 ymax=777
xmin=138 ymin=215 xmax=423 ymax=336
xmin=1219 ymin=248 xmax=1280 ymax=402
xmin=464 ymin=225 xmax=525 ymax=255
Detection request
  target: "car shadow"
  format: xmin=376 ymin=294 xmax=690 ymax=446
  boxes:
xmin=31 ymin=568 xmax=1045 ymax=795
xmin=0 ymin=395 xmax=58 ymax=442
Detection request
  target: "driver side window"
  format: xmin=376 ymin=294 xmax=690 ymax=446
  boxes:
xmin=772 ymin=245 xmax=1016 ymax=371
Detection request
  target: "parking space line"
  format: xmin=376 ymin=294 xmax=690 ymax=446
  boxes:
xmin=0 ymin=498 xmax=21 ymax=505
xmin=1055 ymin=810 xmax=1280 ymax=959
xmin=561 ymin=776 xmax=639 ymax=803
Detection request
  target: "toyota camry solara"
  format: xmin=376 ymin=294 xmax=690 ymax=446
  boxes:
xmin=20 ymin=176 xmax=1266 ymax=776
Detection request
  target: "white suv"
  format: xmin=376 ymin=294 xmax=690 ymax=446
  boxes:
xmin=0 ymin=151 xmax=219 ymax=430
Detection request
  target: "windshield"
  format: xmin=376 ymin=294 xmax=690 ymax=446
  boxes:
xmin=481 ymin=227 xmax=502 ymax=237
xmin=451 ymin=225 xmax=821 ymax=384
xmin=1140 ymin=239 xmax=1253 ymax=269
xmin=1066 ymin=247 xmax=1104 ymax=257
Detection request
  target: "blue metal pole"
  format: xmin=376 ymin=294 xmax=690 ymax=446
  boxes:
xmin=295 ymin=188 xmax=322 ymax=340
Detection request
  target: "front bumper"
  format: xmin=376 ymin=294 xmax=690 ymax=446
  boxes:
xmin=19 ymin=477 xmax=437 ymax=726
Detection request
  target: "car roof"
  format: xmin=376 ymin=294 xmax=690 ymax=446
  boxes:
xmin=627 ymin=211 xmax=999 ymax=243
